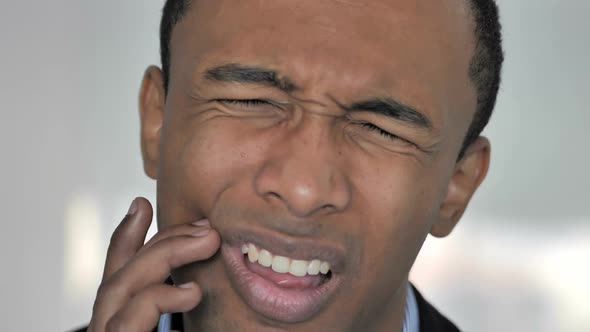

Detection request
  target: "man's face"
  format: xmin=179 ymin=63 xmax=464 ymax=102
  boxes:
xmin=140 ymin=0 xmax=483 ymax=330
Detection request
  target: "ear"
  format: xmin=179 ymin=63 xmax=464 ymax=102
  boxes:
xmin=139 ymin=66 xmax=166 ymax=180
xmin=431 ymin=137 xmax=491 ymax=237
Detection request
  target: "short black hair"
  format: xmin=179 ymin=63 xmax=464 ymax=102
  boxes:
xmin=159 ymin=0 xmax=503 ymax=158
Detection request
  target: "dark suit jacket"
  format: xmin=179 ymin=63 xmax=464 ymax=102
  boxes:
xmin=73 ymin=285 xmax=460 ymax=332
xmin=411 ymin=285 xmax=460 ymax=332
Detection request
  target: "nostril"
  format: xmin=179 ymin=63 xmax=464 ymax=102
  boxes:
xmin=320 ymin=204 xmax=337 ymax=213
xmin=264 ymin=191 xmax=283 ymax=204
xmin=269 ymin=192 xmax=282 ymax=200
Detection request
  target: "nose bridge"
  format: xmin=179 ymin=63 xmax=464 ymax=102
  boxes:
xmin=254 ymin=115 xmax=351 ymax=218
xmin=290 ymin=114 xmax=333 ymax=160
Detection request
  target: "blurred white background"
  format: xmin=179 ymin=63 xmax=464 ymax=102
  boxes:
xmin=0 ymin=1 xmax=588 ymax=331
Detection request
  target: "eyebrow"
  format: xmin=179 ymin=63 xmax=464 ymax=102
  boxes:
xmin=346 ymin=97 xmax=432 ymax=130
xmin=205 ymin=63 xmax=298 ymax=93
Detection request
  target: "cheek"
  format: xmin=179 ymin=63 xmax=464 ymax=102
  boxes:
xmin=348 ymin=157 xmax=440 ymax=297
xmin=312 ymin=160 xmax=438 ymax=325
xmin=359 ymin=184 xmax=433 ymax=279
xmin=353 ymin=154 xmax=440 ymax=235
xmin=158 ymin=117 xmax=268 ymax=223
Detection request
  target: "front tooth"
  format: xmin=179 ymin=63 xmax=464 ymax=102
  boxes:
xmin=258 ymin=249 xmax=273 ymax=267
xmin=271 ymin=255 xmax=290 ymax=273
xmin=307 ymin=260 xmax=321 ymax=275
xmin=320 ymin=261 xmax=331 ymax=274
xmin=248 ymin=244 xmax=259 ymax=263
xmin=289 ymin=260 xmax=308 ymax=277
xmin=241 ymin=244 xmax=249 ymax=254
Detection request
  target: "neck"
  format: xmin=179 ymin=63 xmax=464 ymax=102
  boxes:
xmin=349 ymin=278 xmax=409 ymax=332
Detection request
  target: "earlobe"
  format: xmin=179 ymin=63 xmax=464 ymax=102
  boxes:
xmin=139 ymin=66 xmax=166 ymax=180
xmin=431 ymin=137 xmax=491 ymax=237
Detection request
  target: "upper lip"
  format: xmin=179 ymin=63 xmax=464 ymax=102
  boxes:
xmin=221 ymin=225 xmax=347 ymax=274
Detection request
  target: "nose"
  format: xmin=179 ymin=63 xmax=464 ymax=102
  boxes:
xmin=254 ymin=118 xmax=352 ymax=218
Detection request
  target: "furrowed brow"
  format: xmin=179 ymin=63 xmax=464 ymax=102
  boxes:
xmin=204 ymin=63 xmax=298 ymax=93
xmin=347 ymin=97 xmax=433 ymax=130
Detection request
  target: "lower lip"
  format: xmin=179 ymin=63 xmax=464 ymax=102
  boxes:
xmin=221 ymin=244 xmax=343 ymax=323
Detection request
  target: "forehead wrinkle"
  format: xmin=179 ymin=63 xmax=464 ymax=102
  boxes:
xmin=330 ymin=0 xmax=368 ymax=7
xmin=289 ymin=92 xmax=330 ymax=108
xmin=289 ymin=93 xmax=345 ymax=119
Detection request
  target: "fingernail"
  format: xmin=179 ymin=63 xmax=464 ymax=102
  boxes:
xmin=127 ymin=199 xmax=138 ymax=216
xmin=192 ymin=219 xmax=210 ymax=227
xmin=178 ymin=282 xmax=195 ymax=289
xmin=191 ymin=227 xmax=211 ymax=237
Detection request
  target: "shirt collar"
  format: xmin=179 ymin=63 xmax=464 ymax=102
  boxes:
xmin=403 ymin=283 xmax=420 ymax=332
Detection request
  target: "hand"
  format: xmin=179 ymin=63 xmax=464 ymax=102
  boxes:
xmin=87 ymin=197 xmax=220 ymax=332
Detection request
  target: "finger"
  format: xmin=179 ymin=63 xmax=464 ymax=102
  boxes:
xmin=102 ymin=197 xmax=153 ymax=280
xmin=140 ymin=218 xmax=210 ymax=253
xmin=95 ymin=231 xmax=220 ymax=324
xmin=105 ymin=283 xmax=201 ymax=332
xmin=113 ymin=231 xmax=220 ymax=296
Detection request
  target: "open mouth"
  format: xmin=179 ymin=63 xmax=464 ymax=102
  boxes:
xmin=242 ymin=243 xmax=333 ymax=288
xmin=220 ymin=234 xmax=345 ymax=323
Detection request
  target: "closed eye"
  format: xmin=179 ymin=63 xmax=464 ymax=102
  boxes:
xmin=217 ymin=99 xmax=273 ymax=108
xmin=358 ymin=122 xmax=415 ymax=146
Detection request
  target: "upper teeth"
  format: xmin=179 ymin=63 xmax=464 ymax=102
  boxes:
xmin=242 ymin=243 xmax=331 ymax=277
